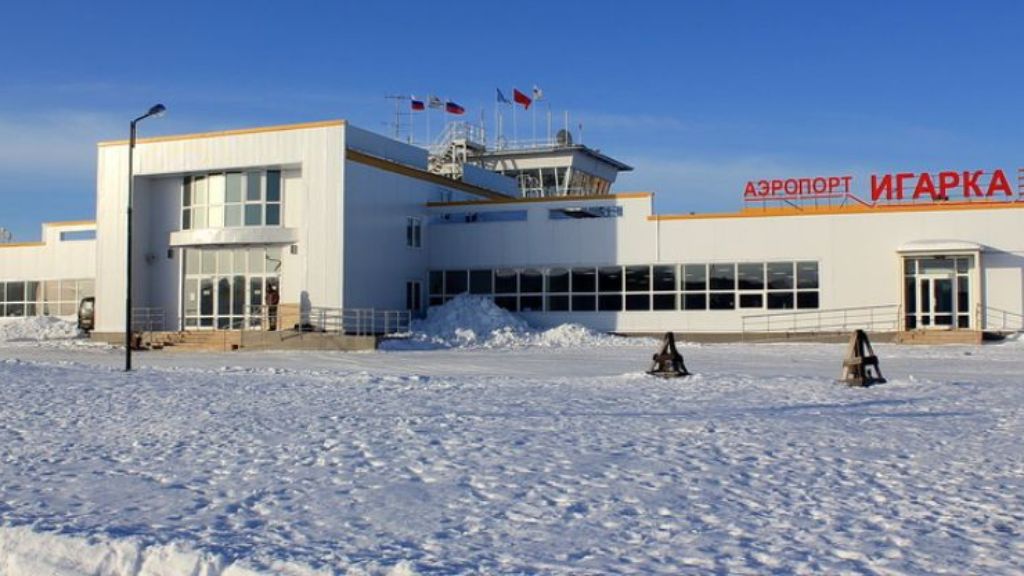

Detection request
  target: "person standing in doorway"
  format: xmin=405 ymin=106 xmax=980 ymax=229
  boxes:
xmin=267 ymin=282 xmax=280 ymax=331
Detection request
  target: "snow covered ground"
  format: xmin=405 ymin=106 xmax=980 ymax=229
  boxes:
xmin=1 ymin=315 xmax=1023 ymax=574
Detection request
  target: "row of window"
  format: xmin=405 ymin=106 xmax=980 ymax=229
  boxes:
xmin=184 ymin=246 xmax=283 ymax=277
xmin=428 ymin=262 xmax=820 ymax=312
xmin=433 ymin=206 xmax=623 ymax=225
xmin=182 ymin=170 xmax=282 ymax=230
xmin=0 ymin=279 xmax=95 ymax=317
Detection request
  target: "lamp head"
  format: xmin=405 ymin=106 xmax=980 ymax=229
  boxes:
xmin=147 ymin=104 xmax=167 ymax=118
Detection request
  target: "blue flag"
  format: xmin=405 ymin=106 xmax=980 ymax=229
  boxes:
xmin=496 ymin=88 xmax=511 ymax=105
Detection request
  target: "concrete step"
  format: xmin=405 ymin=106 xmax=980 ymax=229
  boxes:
xmin=895 ymin=330 xmax=983 ymax=345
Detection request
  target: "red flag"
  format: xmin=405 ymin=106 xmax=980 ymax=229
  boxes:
xmin=513 ymin=88 xmax=532 ymax=110
xmin=445 ymin=101 xmax=465 ymax=115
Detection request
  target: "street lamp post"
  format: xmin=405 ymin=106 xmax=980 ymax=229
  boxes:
xmin=125 ymin=104 xmax=166 ymax=372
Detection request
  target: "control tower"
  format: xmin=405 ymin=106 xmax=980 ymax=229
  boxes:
xmin=427 ymin=121 xmax=632 ymax=198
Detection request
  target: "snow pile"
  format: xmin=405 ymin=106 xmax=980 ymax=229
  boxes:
xmin=0 ymin=525 xmax=415 ymax=576
xmin=0 ymin=316 xmax=80 ymax=342
xmin=391 ymin=294 xmax=633 ymax=349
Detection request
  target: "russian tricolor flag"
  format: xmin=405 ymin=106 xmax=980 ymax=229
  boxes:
xmin=410 ymin=96 xmax=425 ymax=111
xmin=445 ymin=101 xmax=465 ymax=115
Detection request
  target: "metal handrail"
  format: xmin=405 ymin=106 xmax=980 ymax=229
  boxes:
xmin=976 ymin=304 xmax=1024 ymax=332
xmin=309 ymin=307 xmax=412 ymax=336
xmin=130 ymin=307 xmax=165 ymax=332
xmin=742 ymin=304 xmax=902 ymax=336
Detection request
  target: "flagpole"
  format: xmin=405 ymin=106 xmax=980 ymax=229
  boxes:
xmin=532 ymin=104 xmax=536 ymax=144
xmin=512 ymin=102 xmax=517 ymax=146
xmin=546 ymin=103 xmax=551 ymax=145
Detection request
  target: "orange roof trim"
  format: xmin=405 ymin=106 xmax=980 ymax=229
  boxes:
xmin=650 ymin=200 xmax=1024 ymax=221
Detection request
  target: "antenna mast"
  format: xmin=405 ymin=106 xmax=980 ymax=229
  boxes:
xmin=384 ymin=95 xmax=412 ymax=143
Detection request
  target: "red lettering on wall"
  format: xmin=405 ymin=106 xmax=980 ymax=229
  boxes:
xmin=895 ymin=173 xmax=915 ymax=200
xmin=962 ymin=170 xmax=984 ymax=197
xmin=937 ymin=171 xmax=959 ymax=199
xmin=913 ymin=173 xmax=938 ymax=200
xmin=871 ymin=174 xmax=892 ymax=201
xmin=987 ymin=169 xmax=1013 ymax=196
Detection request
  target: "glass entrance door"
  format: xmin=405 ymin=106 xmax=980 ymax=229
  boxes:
xmin=916 ymin=274 xmax=954 ymax=329
xmin=183 ymin=247 xmax=281 ymax=329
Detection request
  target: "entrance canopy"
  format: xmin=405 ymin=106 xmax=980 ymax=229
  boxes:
xmin=897 ymin=240 xmax=984 ymax=254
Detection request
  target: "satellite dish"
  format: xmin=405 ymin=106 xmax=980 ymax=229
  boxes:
xmin=556 ymin=129 xmax=573 ymax=147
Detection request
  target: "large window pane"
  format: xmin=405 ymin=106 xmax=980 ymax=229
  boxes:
xmin=209 ymin=205 xmax=224 ymax=228
xmin=445 ymin=270 xmax=468 ymax=295
xmin=470 ymin=270 xmax=493 ymax=294
xmin=957 ymin=275 xmax=969 ymax=314
xmin=546 ymin=268 xmax=569 ymax=293
xmin=709 ymin=264 xmax=735 ymax=290
xmin=767 ymin=262 xmax=794 ymax=290
xmin=43 ymin=280 xmax=58 ymax=303
xmin=624 ymin=266 xmax=650 ymax=292
xmin=208 ymin=173 xmax=225 ymax=205
xmin=249 ymin=248 xmax=266 ymax=273
xmin=571 ymin=295 xmax=596 ymax=311
xmin=244 ymin=205 xmax=262 ymax=226
xmin=519 ymin=269 xmax=543 ymax=293
xmin=652 ymin=266 xmax=676 ymax=291
xmin=232 ymin=250 xmax=247 ymax=274
xmin=547 ymin=295 xmax=569 ymax=311
xmin=767 ymin=291 xmax=795 ymax=309
xmin=429 ymin=271 xmax=444 ymax=295
xmin=225 ymin=205 xmax=242 ymax=227
xmin=737 ymin=263 xmax=764 ymax=290
xmin=682 ymin=293 xmax=706 ymax=310
xmin=520 ymin=295 xmax=543 ymax=311
xmin=231 ymin=276 xmax=245 ymax=316
xmin=59 ymin=280 xmax=76 ymax=301
xmin=598 ymin=294 xmax=622 ymax=311
xmin=683 ymin=264 xmax=706 ymax=291
xmin=709 ymin=292 xmax=735 ymax=310
xmin=200 ymin=279 xmax=214 ymax=315
xmin=225 ymin=172 xmax=243 ymax=203
xmin=625 ymin=294 xmax=650 ymax=311
xmin=201 ymin=251 xmax=216 ymax=275
xmin=217 ymin=250 xmax=232 ymax=274
xmin=193 ymin=176 xmax=208 ymax=205
xmin=494 ymin=296 xmax=518 ymax=312
xmin=76 ymin=280 xmax=94 ymax=298
xmin=266 ymin=204 xmax=281 ymax=226
xmin=796 ymin=291 xmax=819 ymax=309
xmin=494 ymin=269 xmax=517 ymax=293
xmin=796 ymin=261 xmax=819 ymax=289
xmin=246 ymin=172 xmax=261 ymax=201
xmin=739 ymin=293 xmax=763 ymax=308
xmin=193 ymin=207 xmax=208 ymax=229
xmin=6 ymin=282 xmax=24 ymax=302
xmin=598 ymin=266 xmax=622 ymax=293
xmin=571 ymin=268 xmax=596 ymax=293
xmin=266 ymin=170 xmax=281 ymax=202
xmin=653 ymin=293 xmax=676 ymax=310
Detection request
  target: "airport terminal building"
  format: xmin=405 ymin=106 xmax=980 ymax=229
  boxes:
xmin=1 ymin=118 xmax=1023 ymax=342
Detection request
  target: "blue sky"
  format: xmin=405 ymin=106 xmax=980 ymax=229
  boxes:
xmin=2 ymin=0 xmax=1022 ymax=240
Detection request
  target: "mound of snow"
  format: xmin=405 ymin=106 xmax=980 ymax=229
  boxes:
xmin=389 ymin=294 xmax=638 ymax=350
xmin=0 ymin=316 xmax=81 ymax=342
